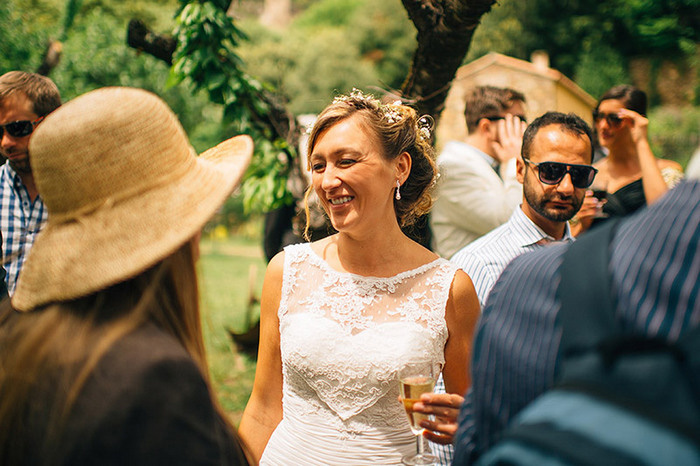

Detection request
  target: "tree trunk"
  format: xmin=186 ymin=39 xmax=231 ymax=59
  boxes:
xmin=400 ymin=0 xmax=496 ymax=121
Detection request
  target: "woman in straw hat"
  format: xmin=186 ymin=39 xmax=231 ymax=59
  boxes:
xmin=240 ymin=90 xmax=480 ymax=465
xmin=0 ymin=87 xmax=253 ymax=465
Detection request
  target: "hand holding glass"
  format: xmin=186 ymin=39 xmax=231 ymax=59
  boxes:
xmin=399 ymin=360 xmax=437 ymax=465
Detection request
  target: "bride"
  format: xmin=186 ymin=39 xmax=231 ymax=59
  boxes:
xmin=239 ymin=90 xmax=480 ymax=464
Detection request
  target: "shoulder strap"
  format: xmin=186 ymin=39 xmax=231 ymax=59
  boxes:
xmin=556 ymin=220 xmax=620 ymax=357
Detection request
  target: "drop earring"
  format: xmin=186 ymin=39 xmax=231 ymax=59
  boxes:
xmin=395 ymin=180 xmax=401 ymax=200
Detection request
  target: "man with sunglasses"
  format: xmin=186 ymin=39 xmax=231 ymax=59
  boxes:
xmin=452 ymin=170 xmax=700 ymax=465
xmin=430 ymin=86 xmax=527 ymax=259
xmin=451 ymin=112 xmax=595 ymax=307
xmin=0 ymin=71 xmax=61 ymax=294
xmin=428 ymin=86 xmax=528 ymax=465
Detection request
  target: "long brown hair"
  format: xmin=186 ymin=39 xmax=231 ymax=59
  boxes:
xmin=0 ymin=239 xmax=249 ymax=465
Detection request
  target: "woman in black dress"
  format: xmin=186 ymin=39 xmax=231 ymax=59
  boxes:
xmin=571 ymin=85 xmax=683 ymax=235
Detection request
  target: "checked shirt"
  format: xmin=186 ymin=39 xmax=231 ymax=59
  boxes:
xmin=0 ymin=162 xmax=47 ymax=294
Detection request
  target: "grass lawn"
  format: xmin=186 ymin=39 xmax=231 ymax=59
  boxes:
xmin=198 ymin=234 xmax=267 ymax=425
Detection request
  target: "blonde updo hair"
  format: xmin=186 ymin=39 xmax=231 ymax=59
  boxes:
xmin=304 ymin=90 xmax=438 ymax=238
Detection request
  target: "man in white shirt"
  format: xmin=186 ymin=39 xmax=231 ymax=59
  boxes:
xmin=431 ymin=86 xmax=527 ymax=258
xmin=452 ymin=112 xmax=596 ymax=306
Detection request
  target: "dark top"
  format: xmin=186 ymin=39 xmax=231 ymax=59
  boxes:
xmin=602 ymin=178 xmax=645 ymax=218
xmin=22 ymin=323 xmax=248 ymax=466
xmin=453 ymin=181 xmax=700 ymax=463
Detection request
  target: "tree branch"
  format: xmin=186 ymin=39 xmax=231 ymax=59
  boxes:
xmin=127 ymin=19 xmax=177 ymax=66
xmin=400 ymin=0 xmax=496 ymax=121
xmin=125 ymin=19 xmax=298 ymax=150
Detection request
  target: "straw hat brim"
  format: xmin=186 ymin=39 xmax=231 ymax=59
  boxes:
xmin=12 ymin=135 xmax=253 ymax=311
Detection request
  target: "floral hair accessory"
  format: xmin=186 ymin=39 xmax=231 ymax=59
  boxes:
xmin=332 ymin=88 xmax=375 ymax=106
xmin=417 ymin=114 xmax=434 ymax=141
xmin=333 ymin=88 xmax=407 ymax=124
xmin=383 ymin=102 xmax=404 ymax=124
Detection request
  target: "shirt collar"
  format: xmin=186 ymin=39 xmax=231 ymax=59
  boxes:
xmin=510 ymin=207 xmax=575 ymax=248
xmin=3 ymin=160 xmax=19 ymax=178
xmin=472 ymin=146 xmax=499 ymax=171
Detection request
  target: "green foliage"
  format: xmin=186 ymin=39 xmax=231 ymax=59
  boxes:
xmin=198 ymin=236 xmax=266 ymax=419
xmin=608 ymin=0 xmax=699 ymax=56
xmin=293 ymin=0 xmax=364 ymax=29
xmin=60 ymin=0 xmax=84 ymax=40
xmin=463 ymin=0 xmax=699 ymax=101
xmin=237 ymin=25 xmax=378 ymax=114
xmin=574 ymin=45 xmax=630 ymax=100
xmin=80 ymin=0 xmax=180 ymax=31
xmin=350 ymin=1 xmax=416 ymax=90
xmin=171 ymin=1 xmax=294 ymax=213
xmin=517 ymin=0 xmax=698 ymax=90
xmin=466 ymin=0 xmax=529 ymax=62
xmin=0 ymin=0 xmax=53 ymax=73
xmin=1 ymin=0 xmax=220 ymax=147
xmin=649 ymin=106 xmax=700 ymax=168
xmin=45 ymin=7 xmax=213 ymax=140
xmin=237 ymin=0 xmax=415 ymax=114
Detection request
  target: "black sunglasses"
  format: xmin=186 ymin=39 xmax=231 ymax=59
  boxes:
xmin=0 ymin=117 xmax=44 ymax=139
xmin=483 ymin=115 xmax=527 ymax=124
xmin=592 ymin=110 xmax=623 ymax=127
xmin=523 ymin=159 xmax=597 ymax=189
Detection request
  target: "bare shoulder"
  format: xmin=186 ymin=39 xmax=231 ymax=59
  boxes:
xmin=266 ymin=250 xmax=286 ymax=277
xmin=450 ymin=268 xmax=475 ymax=297
xmin=261 ymin=251 xmax=285 ymax=306
xmin=446 ymin=268 xmax=479 ymax=318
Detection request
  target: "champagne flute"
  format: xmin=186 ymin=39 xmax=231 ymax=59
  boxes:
xmin=398 ymin=360 xmax=437 ymax=465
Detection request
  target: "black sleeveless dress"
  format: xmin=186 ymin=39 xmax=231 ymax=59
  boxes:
xmin=603 ymin=178 xmax=645 ymax=218
xmin=590 ymin=179 xmax=645 ymax=229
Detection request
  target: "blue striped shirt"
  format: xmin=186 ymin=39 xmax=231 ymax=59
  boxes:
xmin=453 ymin=180 xmax=700 ymax=464
xmin=451 ymin=207 xmax=573 ymax=307
xmin=0 ymin=162 xmax=47 ymax=294
xmin=431 ymin=208 xmax=572 ymax=464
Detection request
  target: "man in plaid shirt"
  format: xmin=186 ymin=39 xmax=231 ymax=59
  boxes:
xmin=0 ymin=72 xmax=61 ymax=294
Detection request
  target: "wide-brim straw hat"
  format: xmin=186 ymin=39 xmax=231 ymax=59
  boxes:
xmin=12 ymin=87 xmax=253 ymax=311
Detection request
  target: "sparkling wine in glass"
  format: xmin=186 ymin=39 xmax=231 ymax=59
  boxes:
xmin=398 ymin=360 xmax=437 ymax=465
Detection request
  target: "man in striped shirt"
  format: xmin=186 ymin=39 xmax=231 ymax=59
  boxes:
xmin=452 ymin=112 xmax=596 ymax=306
xmin=424 ymin=112 xmax=597 ymax=465
xmin=452 ymin=179 xmax=699 ymax=464
xmin=0 ymin=72 xmax=61 ymax=294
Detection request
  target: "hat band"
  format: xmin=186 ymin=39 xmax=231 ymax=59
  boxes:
xmin=50 ymin=197 xmax=115 ymax=225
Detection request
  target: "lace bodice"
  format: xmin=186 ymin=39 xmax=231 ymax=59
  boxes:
xmin=277 ymin=243 xmax=458 ymax=436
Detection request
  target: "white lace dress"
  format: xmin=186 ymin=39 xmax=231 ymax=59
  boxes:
xmin=260 ymin=243 xmax=459 ymax=465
